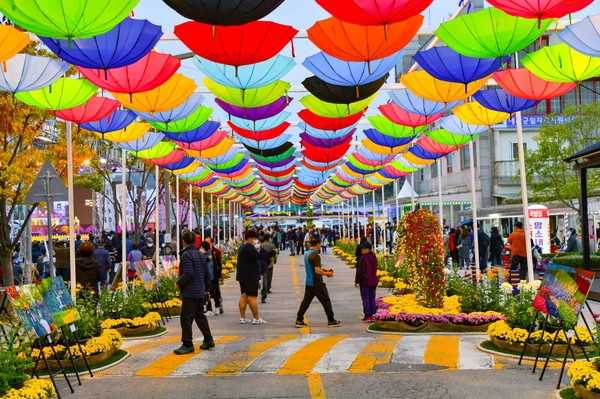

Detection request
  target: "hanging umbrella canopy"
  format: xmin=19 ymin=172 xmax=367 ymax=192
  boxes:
xmin=453 ymin=102 xmax=510 ymax=126
xmin=113 ymin=74 xmax=196 ymax=113
xmin=390 ymin=89 xmax=460 ymax=117
xmin=55 ymin=97 xmax=120 ymax=124
xmin=195 ymin=55 xmax=294 ymax=90
xmin=40 ymin=18 xmax=162 ymax=69
xmin=558 ymin=15 xmax=600 ymax=57
xmin=229 ymin=121 xmax=290 ymax=140
xmin=238 ymin=134 xmax=291 ymax=150
xmin=15 ymin=77 xmax=97 ymax=110
xmin=435 ymin=7 xmax=553 ymax=58
xmin=205 ymin=78 xmax=290 ymax=108
xmin=184 ymin=130 xmax=229 ymax=151
xmin=80 ymin=109 xmax=137 ymax=133
xmin=163 ymin=121 xmax=220 ymax=143
xmin=401 ymin=71 xmax=486 ymax=103
xmin=231 ymin=112 xmax=290 ymax=131
xmin=493 ymin=68 xmax=576 ymax=100
xmin=163 ymin=0 xmax=285 ymax=25
xmin=175 ymin=21 xmax=297 ymax=66
xmin=440 ymin=115 xmax=488 ymax=136
xmin=361 ymin=138 xmax=410 ymax=156
xmin=303 ymin=51 xmax=401 ymax=87
xmin=368 ymin=115 xmax=425 ymax=137
xmin=136 ymin=93 xmax=204 ymax=123
xmin=474 ymin=88 xmax=539 ymax=113
xmin=378 ymin=103 xmax=442 ymax=127
xmin=298 ymin=109 xmax=362 ymax=130
xmin=133 ymin=141 xmax=178 ymax=160
xmin=304 ymin=143 xmax=350 ymax=163
xmin=521 ymin=43 xmax=600 ymax=83
xmin=0 ymin=54 xmax=68 ymax=94
xmin=427 ymin=129 xmax=475 ymax=146
xmin=245 ymin=142 xmax=294 ymax=158
xmin=100 ymin=122 xmax=150 ymax=143
xmin=300 ymin=93 xmax=377 ymax=118
xmin=412 ymin=136 xmax=455 ymax=155
xmin=188 ymin=136 xmax=235 ymax=158
xmin=363 ymin=129 xmax=414 ymax=148
xmin=0 ymin=0 xmax=139 ymax=39
xmin=315 ymin=0 xmax=432 ymax=26
xmin=487 ymin=0 xmax=592 ymax=21
xmin=216 ymin=96 xmax=292 ymax=121
xmin=302 ymin=75 xmax=386 ymax=104
xmin=149 ymin=106 xmax=213 ymax=133
xmin=413 ymin=46 xmax=506 ymax=85
xmin=308 ymin=16 xmax=423 ymax=62
xmin=78 ymin=51 xmax=180 ymax=94
xmin=148 ymin=149 xmax=186 ymax=166
xmin=300 ymin=130 xmax=353 ymax=147
xmin=298 ymin=123 xmax=356 ymax=139
xmin=0 ymin=25 xmax=30 ymax=62
xmin=119 ymin=132 xmax=165 ymax=152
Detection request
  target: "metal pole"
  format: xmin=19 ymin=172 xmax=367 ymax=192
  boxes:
xmin=363 ymin=194 xmax=367 ymax=237
xmin=175 ymin=175 xmax=180 ymax=259
xmin=200 ymin=188 xmax=205 ymax=240
xmin=381 ymin=185 xmax=387 ymax=254
xmin=66 ymin=122 xmax=76 ymax=299
xmin=121 ymin=149 xmax=127 ymax=292
xmin=154 ymin=165 xmax=160 ymax=272
xmin=372 ymin=190 xmax=377 ymax=250
xmin=469 ymin=141 xmax=480 ymax=271
xmin=437 ymin=161 xmax=444 ymax=234
xmin=354 ymin=196 xmax=359 ymax=241
xmin=394 ymin=180 xmax=400 ymax=228
xmin=216 ymin=196 xmax=220 ymax=246
xmin=410 ymin=174 xmax=416 ymax=210
xmin=188 ymin=184 xmax=193 ymax=229
xmin=210 ymin=195 xmax=214 ymax=239
xmin=580 ymin=168 xmax=591 ymax=271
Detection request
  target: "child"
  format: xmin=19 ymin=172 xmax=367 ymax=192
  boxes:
xmin=354 ymin=243 xmax=379 ymax=322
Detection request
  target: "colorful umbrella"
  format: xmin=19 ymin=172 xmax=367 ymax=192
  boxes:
xmin=0 ymin=54 xmax=68 ymax=94
xmin=149 ymin=106 xmax=213 ymax=133
xmin=401 ymin=71 xmax=486 ymax=103
xmin=148 ymin=149 xmax=186 ymax=166
xmin=55 ymin=97 xmax=120 ymax=124
xmin=162 ymin=121 xmax=220 ymax=143
xmin=298 ymin=109 xmax=363 ymax=130
xmin=300 ymin=93 xmax=376 ymax=118
xmin=302 ymin=75 xmax=386 ymax=103
xmin=308 ymin=16 xmax=422 ymax=63
xmin=80 ymin=109 xmax=137 ymax=133
xmin=315 ymin=0 xmax=432 ymax=26
xmin=119 ymin=132 xmax=165 ymax=152
xmin=15 ymin=77 xmax=97 ymax=110
xmin=427 ymin=129 xmax=475 ymax=146
xmin=113 ymin=74 xmax=196 ymax=113
xmin=229 ymin=122 xmax=290 ymax=140
xmin=452 ymin=102 xmax=510 ymax=126
xmin=298 ymin=123 xmax=356 ymax=139
xmin=237 ymin=134 xmax=291 ymax=150
xmin=0 ymin=0 xmax=139 ymax=39
xmin=215 ymin=96 xmax=292 ymax=121
xmin=435 ymin=7 xmax=552 ymax=58
xmin=163 ymin=0 xmax=284 ymax=25
xmin=133 ymin=141 xmax=177 ymax=160
xmin=363 ymin=129 xmax=413 ymax=148
xmin=368 ymin=115 xmax=425 ymax=137
xmin=40 ymin=18 xmax=161 ymax=69
xmin=245 ymin=142 xmax=294 ymax=158
xmin=205 ymin=78 xmax=290 ymax=108
xmin=487 ymin=0 xmax=592 ymax=21
xmin=390 ymin=89 xmax=460 ymax=117
xmin=78 ymin=51 xmax=180 ymax=95
xmin=101 ymin=122 xmax=151 ymax=143
xmin=300 ymin=130 xmax=353 ymax=147
xmin=440 ymin=115 xmax=488 ymax=136
xmin=0 ymin=25 xmax=30 ymax=62
xmin=230 ymin=112 xmax=290 ymax=131
xmin=378 ymin=103 xmax=442 ymax=127
xmin=473 ymin=88 xmax=539 ymax=113
xmin=175 ymin=21 xmax=297 ymax=66
xmin=493 ymin=68 xmax=576 ymax=100
xmin=521 ymin=43 xmax=600 ymax=83
xmin=558 ymin=15 xmax=600 ymax=57
xmin=136 ymin=93 xmax=204 ymax=123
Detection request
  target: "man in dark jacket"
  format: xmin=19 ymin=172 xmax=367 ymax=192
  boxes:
xmin=174 ymin=230 xmax=214 ymax=355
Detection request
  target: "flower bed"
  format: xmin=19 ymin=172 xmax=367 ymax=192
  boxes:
xmin=568 ymin=361 xmax=600 ymax=398
xmin=1 ymin=378 xmax=55 ymax=399
xmin=221 ymin=256 xmax=236 ymax=281
xmin=145 ymin=298 xmax=182 ymax=316
xmin=100 ymin=312 xmax=161 ymax=337
xmin=332 ymin=246 xmax=356 ymax=266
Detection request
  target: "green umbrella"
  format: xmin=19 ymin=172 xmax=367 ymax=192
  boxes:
xmin=522 ymin=43 xmax=600 ymax=83
xmin=15 ymin=77 xmax=97 ymax=110
xmin=204 ymin=153 xmax=246 ymax=170
xmin=300 ymin=93 xmax=377 ymax=118
xmin=347 ymin=154 xmax=381 ymax=172
xmin=427 ymin=129 xmax=476 ymax=146
xmin=331 ymin=175 xmax=352 ymax=187
xmin=368 ymin=115 xmax=426 ymax=137
xmin=250 ymin=146 xmax=295 ymax=163
xmin=388 ymin=159 xmax=418 ymax=174
xmin=204 ymin=77 xmax=290 ymax=108
xmin=149 ymin=106 xmax=213 ymax=133
xmin=132 ymin=141 xmax=177 ymax=159
xmin=436 ymin=7 xmax=553 ymax=58
xmin=0 ymin=0 xmax=139 ymax=39
xmin=228 ymin=176 xmax=257 ymax=188
xmin=180 ymin=168 xmax=213 ymax=183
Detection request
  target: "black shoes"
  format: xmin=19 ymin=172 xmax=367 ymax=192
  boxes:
xmin=295 ymin=320 xmax=308 ymax=328
xmin=328 ymin=320 xmax=342 ymax=328
xmin=200 ymin=340 xmax=215 ymax=350
xmin=173 ymin=345 xmax=194 ymax=355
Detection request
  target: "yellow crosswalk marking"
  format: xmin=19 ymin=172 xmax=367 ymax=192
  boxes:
xmin=278 ymin=335 xmax=348 ymax=375
xmin=135 ymin=336 xmax=241 ymax=377
xmin=424 ymin=336 xmax=460 ymax=369
xmin=307 ymin=373 xmax=327 ymax=399
xmin=207 ymin=335 xmax=297 ymax=376
xmin=125 ymin=335 xmax=181 ymax=355
xmin=348 ymin=336 xmax=402 ymax=373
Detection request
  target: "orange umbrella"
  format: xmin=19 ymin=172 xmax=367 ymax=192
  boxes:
xmin=0 ymin=25 xmax=30 ymax=62
xmin=112 ymin=74 xmax=196 ymax=113
xmin=401 ymin=71 xmax=487 ymax=103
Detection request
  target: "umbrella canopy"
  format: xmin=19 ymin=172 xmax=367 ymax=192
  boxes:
xmin=55 ymin=97 xmax=120 ymax=124
xmin=487 ymin=0 xmax=592 ymax=20
xmin=80 ymin=109 xmax=137 ymax=133
xmin=379 ymin=103 xmax=442 ymax=127
xmin=237 ymin=134 xmax=291 ymax=150
xmin=163 ymin=0 xmax=284 ymax=25
xmin=175 ymin=21 xmax=297 ymax=66
xmin=184 ymin=130 xmax=229 ymax=151
xmin=558 ymin=15 xmax=600 ymax=57
xmin=40 ymin=18 xmax=161 ymax=69
xmin=302 ymin=75 xmax=386 ymax=104
xmin=368 ymin=115 xmax=425 ymax=137
xmin=300 ymin=131 xmax=353 ymax=147
xmin=427 ymin=129 xmax=475 ymax=146
xmin=205 ymin=78 xmax=290 ymax=108
xmin=297 ymin=109 xmax=362 ymax=130
xmin=215 ymin=96 xmax=292 ymax=121
xmin=315 ymin=0 xmax=432 ymax=26
xmin=231 ymin=112 xmax=290 ymax=131
xmin=453 ymin=102 xmax=510 ymax=126
xmin=0 ymin=25 xmax=30 ymax=62
xmin=521 ymin=43 xmax=600 ymax=83
xmin=119 ymin=132 xmax=165 ymax=152
xmin=473 ymin=88 xmax=539 ymax=113
xmin=435 ymin=7 xmax=553 ymax=58
xmin=308 ymin=16 xmax=422 ymax=62
xmin=493 ymin=68 xmax=576 ymax=100
xmin=78 ymin=51 xmax=180 ymax=94
xmin=401 ymin=71 xmax=486 ymax=103
xmin=136 ymin=93 xmax=204 ymax=123
xmin=0 ymin=0 xmax=139 ymax=39
xmin=133 ymin=141 xmax=177 ymax=160
xmin=363 ymin=129 xmax=414 ymax=148
xmin=298 ymin=123 xmax=356 ymax=139
xmin=113 ymin=74 xmax=196 ymax=113
xmin=101 ymin=122 xmax=151 ymax=143
xmin=413 ymin=46 xmax=506 ymax=84
xmin=163 ymin=121 xmax=221 ymax=143
xmin=15 ymin=77 xmax=97 ymax=110
xmin=440 ymin=115 xmax=488 ymax=136
xmin=0 ymin=54 xmax=68 ymax=94
xmin=149 ymin=106 xmax=213 ymax=133
xmin=390 ymin=89 xmax=460 ymax=117
xmin=300 ymin=93 xmax=377 ymax=118
xmin=245 ymin=142 xmax=294 ymax=158
xmin=229 ymin=121 xmax=290 ymax=140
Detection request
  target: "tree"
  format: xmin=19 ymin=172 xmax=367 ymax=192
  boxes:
xmin=526 ymin=104 xmax=600 ymax=211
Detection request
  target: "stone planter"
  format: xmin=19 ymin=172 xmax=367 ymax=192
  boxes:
xmin=38 ymin=347 xmax=118 ymax=371
xmin=372 ymin=320 xmax=491 ymax=333
xmin=574 ymin=384 xmax=600 ymax=399
xmin=491 ymin=337 xmax=591 ymax=357
xmin=116 ymin=324 xmax=158 ymax=337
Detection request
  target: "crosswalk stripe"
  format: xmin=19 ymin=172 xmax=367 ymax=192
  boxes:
xmin=173 ymin=336 xmax=250 ymax=376
xmin=278 ymin=335 xmax=348 ymax=375
xmin=307 ymin=373 xmax=327 ymax=399
xmin=313 ymin=337 xmax=372 ymax=373
xmin=207 ymin=335 xmax=297 ymax=376
xmin=135 ymin=336 xmax=241 ymax=377
xmin=246 ymin=334 xmax=324 ymax=373
xmin=392 ymin=335 xmax=428 ymax=364
xmin=459 ymin=336 xmax=494 ymax=369
xmin=424 ymin=336 xmax=460 ymax=369
xmin=123 ymin=335 xmax=181 ymax=355
xmin=348 ymin=335 xmax=402 ymax=373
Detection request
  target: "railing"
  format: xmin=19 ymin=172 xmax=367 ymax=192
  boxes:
xmin=494 ymin=161 xmax=519 ymax=183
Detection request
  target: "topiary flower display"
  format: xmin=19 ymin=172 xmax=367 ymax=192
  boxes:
xmin=397 ymin=208 xmax=445 ymax=308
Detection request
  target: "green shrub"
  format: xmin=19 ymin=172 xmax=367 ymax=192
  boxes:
xmin=97 ymin=285 xmax=148 ymax=320
xmin=445 ymin=272 xmax=503 ymax=313
xmin=502 ymin=289 xmax=536 ymax=329
xmin=0 ymin=329 xmax=33 ymax=396
xmin=75 ymin=290 xmax=101 ymax=339
xmin=552 ymin=254 xmax=600 ymax=270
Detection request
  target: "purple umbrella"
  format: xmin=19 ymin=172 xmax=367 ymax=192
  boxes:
xmin=253 ymin=155 xmax=295 ymax=168
xmin=162 ymin=121 xmax=220 ymax=142
xmin=299 ymin=130 xmax=353 ymax=147
xmin=215 ymin=96 xmax=293 ymax=121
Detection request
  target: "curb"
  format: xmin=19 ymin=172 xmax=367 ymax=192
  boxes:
xmin=367 ymin=326 xmax=487 ymax=336
xmin=122 ymin=327 xmax=168 ymax=341
xmin=44 ymin=351 xmax=131 ymax=378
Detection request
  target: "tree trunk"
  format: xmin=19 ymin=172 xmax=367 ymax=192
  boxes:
xmin=1 ymin=246 xmax=14 ymax=287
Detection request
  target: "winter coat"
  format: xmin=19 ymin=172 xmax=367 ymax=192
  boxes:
xmin=76 ymin=255 xmax=100 ymax=291
xmin=355 ymin=252 xmax=379 ymax=288
xmin=177 ymin=245 xmax=209 ymax=299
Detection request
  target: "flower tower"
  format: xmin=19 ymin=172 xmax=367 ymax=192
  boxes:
xmin=398 ymin=209 xmax=445 ymax=308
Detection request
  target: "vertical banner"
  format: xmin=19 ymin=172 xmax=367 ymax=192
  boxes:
xmin=528 ymin=205 xmax=550 ymax=254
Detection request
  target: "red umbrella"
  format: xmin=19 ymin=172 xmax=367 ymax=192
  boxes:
xmin=378 ymin=103 xmax=442 ymax=127
xmin=303 ymin=141 xmax=350 ymax=163
xmin=487 ymin=0 xmax=592 ymax=21
xmin=493 ymin=68 xmax=576 ymax=100
xmin=147 ymin=149 xmax=186 ymax=166
xmin=301 ymin=159 xmax=339 ymax=172
xmin=316 ymin=0 xmax=433 ymax=26
xmin=257 ymin=164 xmax=296 ymax=177
xmin=55 ymin=96 xmax=120 ymax=123
xmin=228 ymin=121 xmax=290 ymax=140
xmin=78 ymin=51 xmax=180 ymax=95
xmin=175 ymin=21 xmax=298 ymax=67
xmin=298 ymin=109 xmax=363 ymax=130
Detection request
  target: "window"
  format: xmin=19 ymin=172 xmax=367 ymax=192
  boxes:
xmin=461 ymin=143 xmax=477 ymax=170
xmin=446 ymin=153 xmax=454 ymax=174
xmin=431 ymin=163 xmax=438 ymax=178
xmin=419 ymin=169 xmax=424 ymax=181
xmin=512 ymin=143 xmax=527 ymax=160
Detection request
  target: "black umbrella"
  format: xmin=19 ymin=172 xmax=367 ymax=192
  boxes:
xmin=163 ymin=0 xmax=286 ymax=25
xmin=244 ymin=142 xmax=294 ymax=158
xmin=301 ymin=74 xmax=388 ymax=104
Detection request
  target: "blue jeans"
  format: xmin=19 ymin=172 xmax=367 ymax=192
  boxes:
xmin=360 ymin=286 xmax=377 ymax=318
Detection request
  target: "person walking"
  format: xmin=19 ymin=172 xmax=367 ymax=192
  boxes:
xmin=205 ymin=236 xmax=224 ymax=315
xmin=447 ymin=228 xmax=459 ymax=266
xmin=563 ymin=228 xmax=580 ymax=253
xmin=127 ymin=242 xmax=143 ymax=280
xmin=174 ymin=231 xmax=214 ymax=355
xmin=477 ymin=225 xmax=490 ymax=272
xmin=287 ymin=227 xmax=296 ymax=256
xmin=355 ymin=242 xmax=379 ymax=322
xmin=489 ymin=227 xmax=504 ymax=267
xmin=76 ymin=241 xmax=100 ymax=293
xmin=236 ymin=230 xmax=266 ymax=325
xmin=200 ymin=241 xmax=216 ymax=317
xmin=507 ymin=222 xmax=528 ymax=280
xmin=296 ymin=227 xmax=306 ymax=256
xmin=458 ymin=226 xmax=472 ymax=269
xmin=94 ymin=240 xmax=111 ymax=287
xmin=260 ymin=234 xmax=277 ymax=303
xmin=295 ymin=237 xmax=341 ymax=328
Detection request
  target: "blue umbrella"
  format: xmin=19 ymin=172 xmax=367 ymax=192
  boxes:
xmin=231 ymin=112 xmax=290 ymax=131
xmin=413 ymin=46 xmax=507 ymax=84
xmin=303 ymin=50 xmax=402 ymax=86
xmin=162 ymin=121 xmax=221 ymax=143
xmin=390 ymin=89 xmax=460 ymax=117
xmin=80 ymin=109 xmax=137 ymax=133
xmin=40 ymin=18 xmax=162 ymax=69
xmin=162 ymin=157 xmax=196 ymax=171
xmin=439 ymin=115 xmax=488 ymax=136
xmin=119 ymin=132 xmax=165 ymax=152
xmin=408 ymin=145 xmax=444 ymax=160
xmin=558 ymin=15 xmax=600 ymax=57
xmin=473 ymin=88 xmax=540 ymax=113
xmin=136 ymin=94 xmax=205 ymax=123
xmin=0 ymin=54 xmax=68 ymax=93
xmin=297 ymin=123 xmax=356 ymax=139
xmin=363 ymin=129 xmax=414 ymax=147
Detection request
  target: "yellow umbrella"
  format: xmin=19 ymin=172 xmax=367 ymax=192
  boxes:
xmin=0 ymin=26 xmax=30 ymax=62
xmin=173 ymin=160 xmax=203 ymax=175
xmin=187 ymin=137 xmax=234 ymax=158
xmin=112 ymin=74 xmax=196 ymax=113
xmin=401 ymin=71 xmax=486 ymax=103
xmin=403 ymin=152 xmax=435 ymax=166
xmin=453 ymin=102 xmax=510 ymax=126
xmin=341 ymin=165 xmax=363 ymax=179
xmin=362 ymin=139 xmax=410 ymax=155
xmin=98 ymin=122 xmax=150 ymax=142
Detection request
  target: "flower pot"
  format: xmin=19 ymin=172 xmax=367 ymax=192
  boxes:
xmin=37 ymin=347 xmax=118 ymax=371
xmin=116 ymin=324 xmax=158 ymax=337
xmin=490 ymin=337 xmax=590 ymax=357
xmin=574 ymin=384 xmax=600 ymax=399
